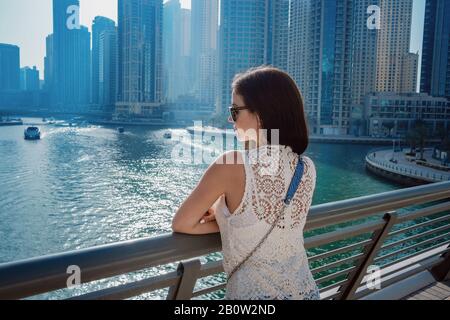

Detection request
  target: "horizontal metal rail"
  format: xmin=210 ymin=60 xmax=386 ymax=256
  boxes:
xmin=0 ymin=181 xmax=449 ymax=300
xmin=389 ymin=214 xmax=450 ymax=237
xmin=308 ymin=239 xmax=372 ymax=263
xmin=304 ymin=181 xmax=450 ymax=231
xmin=192 ymin=284 xmax=227 ymax=298
xmin=375 ymin=235 xmax=450 ymax=263
xmin=311 ymin=253 xmax=364 ymax=275
xmin=381 ymin=225 xmax=450 ymax=251
xmin=304 ymin=220 xmax=384 ymax=249
xmin=375 ymin=246 xmax=450 ymax=281
xmin=70 ymin=271 xmax=180 ymax=300
xmin=319 ymin=279 xmax=350 ymax=293
xmin=316 ymin=266 xmax=356 ymax=285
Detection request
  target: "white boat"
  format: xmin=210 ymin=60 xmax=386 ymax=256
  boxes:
xmin=24 ymin=127 xmax=41 ymax=140
xmin=186 ymin=126 xmax=234 ymax=138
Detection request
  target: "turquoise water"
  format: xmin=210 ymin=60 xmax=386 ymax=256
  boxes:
xmin=0 ymin=118 xmax=401 ymax=298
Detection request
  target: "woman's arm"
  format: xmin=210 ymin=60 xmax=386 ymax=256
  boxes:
xmin=172 ymin=153 xmax=237 ymax=235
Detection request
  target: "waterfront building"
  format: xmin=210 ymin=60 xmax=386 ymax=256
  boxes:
xmin=420 ymin=0 xmax=450 ymax=99
xmin=0 ymin=43 xmax=20 ymax=92
xmin=218 ymin=0 xmax=288 ymax=115
xmin=52 ymin=0 xmax=91 ymax=112
xmin=91 ymin=16 xmax=117 ymax=105
xmin=116 ymin=0 xmax=163 ymax=117
xmin=20 ymin=67 xmax=40 ymax=91
xmin=191 ymin=0 xmax=218 ymax=108
xmin=164 ymin=0 xmax=192 ymax=104
xmin=288 ymin=0 xmax=353 ymax=135
xmin=365 ymin=92 xmax=450 ymax=137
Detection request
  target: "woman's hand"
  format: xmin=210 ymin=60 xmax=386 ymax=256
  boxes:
xmin=200 ymin=207 xmax=216 ymax=225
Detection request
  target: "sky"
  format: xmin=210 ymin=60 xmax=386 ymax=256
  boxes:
xmin=0 ymin=0 xmax=424 ymax=83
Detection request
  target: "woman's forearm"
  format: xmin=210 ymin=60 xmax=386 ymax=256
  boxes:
xmin=173 ymin=220 xmax=220 ymax=235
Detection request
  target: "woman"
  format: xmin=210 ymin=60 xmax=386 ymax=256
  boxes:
xmin=172 ymin=66 xmax=319 ymax=300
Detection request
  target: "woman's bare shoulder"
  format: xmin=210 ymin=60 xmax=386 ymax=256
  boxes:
xmin=215 ymin=150 xmax=245 ymax=166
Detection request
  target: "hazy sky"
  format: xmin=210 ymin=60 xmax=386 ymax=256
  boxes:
xmin=0 ymin=0 xmax=424 ymax=82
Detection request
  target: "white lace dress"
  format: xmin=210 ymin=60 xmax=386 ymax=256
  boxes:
xmin=215 ymin=144 xmax=320 ymax=300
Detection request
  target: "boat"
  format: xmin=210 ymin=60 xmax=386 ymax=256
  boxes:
xmin=24 ymin=127 xmax=41 ymax=140
xmin=186 ymin=126 xmax=234 ymax=137
xmin=118 ymin=127 xmax=125 ymax=133
xmin=163 ymin=131 xmax=172 ymax=139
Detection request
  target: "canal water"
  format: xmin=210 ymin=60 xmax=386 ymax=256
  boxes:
xmin=0 ymin=118 xmax=400 ymax=299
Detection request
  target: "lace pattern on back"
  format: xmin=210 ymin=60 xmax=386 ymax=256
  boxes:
xmin=232 ymin=144 xmax=316 ymax=230
xmin=214 ymin=144 xmax=320 ymax=300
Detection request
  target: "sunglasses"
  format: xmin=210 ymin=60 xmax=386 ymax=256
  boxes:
xmin=229 ymin=104 xmax=250 ymax=122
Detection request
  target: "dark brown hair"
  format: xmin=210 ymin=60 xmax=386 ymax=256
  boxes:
xmin=232 ymin=66 xmax=309 ymax=155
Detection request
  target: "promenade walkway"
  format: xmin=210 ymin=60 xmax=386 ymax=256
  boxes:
xmin=366 ymin=148 xmax=450 ymax=183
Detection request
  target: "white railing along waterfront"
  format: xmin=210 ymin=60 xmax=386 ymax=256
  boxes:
xmin=366 ymin=152 xmax=450 ymax=183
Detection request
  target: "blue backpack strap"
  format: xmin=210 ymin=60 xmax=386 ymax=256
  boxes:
xmin=283 ymin=156 xmax=305 ymax=205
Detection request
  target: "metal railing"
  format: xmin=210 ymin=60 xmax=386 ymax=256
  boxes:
xmin=1 ymin=181 xmax=450 ymax=300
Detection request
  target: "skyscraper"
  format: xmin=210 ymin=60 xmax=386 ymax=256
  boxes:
xmin=288 ymin=0 xmax=311 ymax=115
xmin=191 ymin=0 xmax=218 ymax=107
xmin=180 ymin=8 xmax=192 ymax=97
xmin=98 ymin=27 xmax=118 ymax=111
xmin=44 ymin=34 xmax=54 ymax=93
xmin=400 ymin=52 xmax=419 ymax=93
xmin=420 ymin=0 xmax=450 ymax=99
xmin=163 ymin=0 xmax=191 ymax=103
xmin=52 ymin=0 xmax=91 ymax=112
xmin=288 ymin=0 xmax=353 ymax=135
xmin=289 ymin=0 xmax=418 ymax=135
xmin=20 ymin=66 xmax=40 ymax=91
xmin=0 ymin=43 xmax=20 ymax=92
xmin=218 ymin=0 xmax=268 ymax=114
xmin=92 ymin=16 xmax=116 ymax=106
xmin=351 ymin=0 xmax=379 ymax=108
xmin=116 ymin=0 xmax=163 ymax=117
xmin=267 ymin=0 xmax=289 ymax=71
xmin=375 ymin=0 xmax=414 ymax=93
xmin=347 ymin=0 xmax=418 ymax=138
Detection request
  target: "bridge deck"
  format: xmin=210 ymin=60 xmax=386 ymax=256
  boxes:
xmin=403 ymin=280 xmax=450 ymax=300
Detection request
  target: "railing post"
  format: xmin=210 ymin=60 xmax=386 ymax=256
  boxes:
xmin=166 ymin=259 xmax=201 ymax=300
xmin=340 ymin=212 xmax=398 ymax=300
